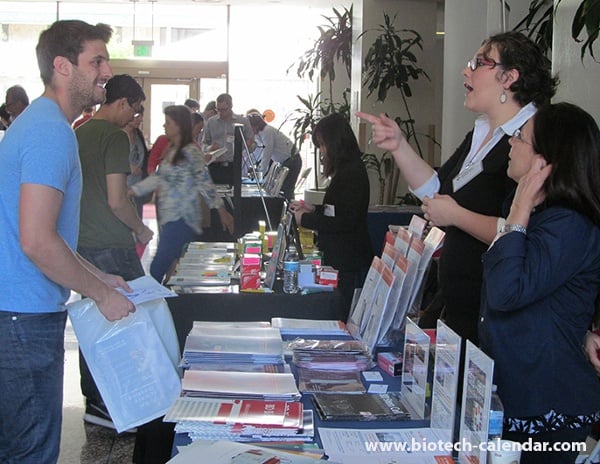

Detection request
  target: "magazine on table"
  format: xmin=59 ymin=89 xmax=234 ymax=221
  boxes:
xmin=312 ymin=391 xmax=410 ymax=421
xmin=296 ymin=368 xmax=366 ymax=394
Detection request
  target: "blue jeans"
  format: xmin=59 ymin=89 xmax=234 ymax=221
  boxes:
xmin=76 ymin=246 xmax=145 ymax=411
xmin=150 ymin=218 xmax=196 ymax=284
xmin=0 ymin=311 xmax=67 ymax=463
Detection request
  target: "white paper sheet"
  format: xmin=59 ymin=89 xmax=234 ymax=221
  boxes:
xmin=115 ymin=275 xmax=176 ymax=304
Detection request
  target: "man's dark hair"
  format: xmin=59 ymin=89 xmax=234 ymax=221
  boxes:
xmin=36 ymin=20 xmax=112 ymax=86
xmin=0 ymin=104 xmax=10 ymax=122
xmin=204 ymin=101 xmax=216 ymax=112
xmin=192 ymin=113 xmax=204 ymax=125
xmin=104 ymin=74 xmax=146 ymax=106
xmin=247 ymin=112 xmax=266 ymax=132
xmin=6 ymin=85 xmax=29 ymax=106
xmin=184 ymin=98 xmax=200 ymax=111
xmin=216 ymin=93 xmax=233 ymax=107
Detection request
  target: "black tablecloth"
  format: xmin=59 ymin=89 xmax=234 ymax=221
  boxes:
xmin=200 ymin=196 xmax=285 ymax=242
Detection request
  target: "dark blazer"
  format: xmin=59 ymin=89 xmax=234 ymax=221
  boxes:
xmin=300 ymin=156 xmax=373 ymax=273
xmin=480 ymin=207 xmax=600 ymax=418
xmin=436 ymin=131 xmax=516 ymax=343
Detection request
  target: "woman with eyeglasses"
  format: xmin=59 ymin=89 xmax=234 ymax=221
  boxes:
xmin=289 ymin=113 xmax=374 ymax=318
xmin=358 ymin=31 xmax=558 ymax=344
xmin=129 ymin=105 xmax=234 ymax=284
xmin=480 ymin=102 xmax=600 ymax=463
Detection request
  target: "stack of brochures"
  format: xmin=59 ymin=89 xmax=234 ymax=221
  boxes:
xmin=287 ymin=338 xmax=374 ymax=371
xmin=182 ymin=322 xmax=284 ymax=368
xmin=166 ymin=440 xmax=331 ymax=463
xmin=166 ymin=242 xmax=236 ymax=288
xmin=347 ymin=216 xmax=445 ymax=350
xmin=271 ymin=317 xmax=349 ymax=337
xmin=164 ymin=396 xmax=313 ymax=442
xmin=182 ymin=370 xmax=301 ymax=402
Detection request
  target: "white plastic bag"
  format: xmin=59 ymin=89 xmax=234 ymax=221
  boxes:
xmin=68 ymin=297 xmax=182 ymax=433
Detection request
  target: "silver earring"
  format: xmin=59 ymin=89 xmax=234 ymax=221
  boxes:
xmin=500 ymin=91 xmax=507 ymax=104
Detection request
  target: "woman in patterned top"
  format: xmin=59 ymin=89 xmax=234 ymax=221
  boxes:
xmin=129 ymin=105 xmax=233 ymax=284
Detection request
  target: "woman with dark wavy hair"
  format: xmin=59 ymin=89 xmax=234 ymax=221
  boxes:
xmin=289 ymin=113 xmax=373 ymax=317
xmin=129 ymin=105 xmax=233 ymax=284
xmin=359 ymin=31 xmax=559 ymax=344
xmin=480 ymin=102 xmax=600 ymax=463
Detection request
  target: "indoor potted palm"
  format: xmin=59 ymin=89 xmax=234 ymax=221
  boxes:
xmin=288 ymin=6 xmax=353 ymax=190
xmin=360 ymin=12 xmax=437 ymax=204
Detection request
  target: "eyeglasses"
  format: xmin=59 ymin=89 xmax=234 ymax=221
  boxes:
xmin=512 ymin=128 xmax=532 ymax=145
xmin=126 ymin=99 xmax=142 ymax=118
xmin=467 ymin=56 xmax=502 ymax=72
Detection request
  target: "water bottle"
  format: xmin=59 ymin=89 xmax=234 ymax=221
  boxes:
xmin=283 ymin=248 xmax=299 ymax=294
xmin=488 ymin=384 xmax=504 ymax=443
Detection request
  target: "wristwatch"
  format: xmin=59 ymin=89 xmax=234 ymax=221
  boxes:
xmin=500 ymin=223 xmax=527 ymax=235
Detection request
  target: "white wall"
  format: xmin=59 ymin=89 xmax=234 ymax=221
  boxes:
xmin=441 ymin=0 xmax=532 ymax=162
xmin=552 ymin=0 xmax=600 ymax=122
xmin=353 ymin=0 xmax=442 ymax=203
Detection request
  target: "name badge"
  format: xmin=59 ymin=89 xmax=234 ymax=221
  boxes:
xmin=452 ymin=160 xmax=483 ymax=192
xmin=324 ymin=204 xmax=335 ymax=217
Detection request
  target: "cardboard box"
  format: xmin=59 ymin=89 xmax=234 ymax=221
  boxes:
xmin=377 ymin=352 xmax=403 ymax=377
xmin=240 ymin=254 xmax=261 ymax=290
xmin=298 ymin=263 xmax=315 ymax=288
xmin=317 ymin=266 xmax=338 ymax=287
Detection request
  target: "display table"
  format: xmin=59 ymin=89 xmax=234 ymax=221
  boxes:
xmin=170 ymin=362 xmax=430 ymax=457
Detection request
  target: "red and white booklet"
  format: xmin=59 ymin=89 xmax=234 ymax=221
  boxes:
xmin=164 ymin=396 xmax=303 ymax=429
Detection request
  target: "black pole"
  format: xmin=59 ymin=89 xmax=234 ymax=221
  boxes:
xmin=233 ymin=124 xmax=243 ymax=238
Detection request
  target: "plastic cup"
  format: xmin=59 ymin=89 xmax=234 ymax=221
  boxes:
xmin=488 ymin=440 xmax=521 ymax=464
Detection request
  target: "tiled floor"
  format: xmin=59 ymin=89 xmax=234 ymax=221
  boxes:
xmin=58 ymin=206 xmax=158 ymax=464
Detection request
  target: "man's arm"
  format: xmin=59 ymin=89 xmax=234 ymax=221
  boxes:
xmin=106 ymin=172 xmax=153 ymax=244
xmin=19 ymin=183 xmax=134 ymax=321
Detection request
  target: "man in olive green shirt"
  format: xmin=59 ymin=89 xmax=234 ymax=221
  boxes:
xmin=75 ymin=74 xmax=153 ymax=428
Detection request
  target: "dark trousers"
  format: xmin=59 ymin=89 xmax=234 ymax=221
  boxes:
xmin=150 ymin=218 xmax=196 ymax=284
xmin=76 ymin=246 xmax=144 ymax=411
